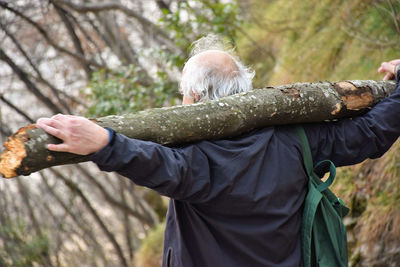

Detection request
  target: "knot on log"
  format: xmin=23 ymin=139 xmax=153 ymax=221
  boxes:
xmin=280 ymin=87 xmax=300 ymax=98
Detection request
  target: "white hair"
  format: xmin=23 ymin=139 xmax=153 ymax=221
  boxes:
xmin=180 ymin=34 xmax=255 ymax=101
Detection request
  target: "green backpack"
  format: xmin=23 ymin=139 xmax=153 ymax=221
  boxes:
xmin=295 ymin=126 xmax=350 ymax=267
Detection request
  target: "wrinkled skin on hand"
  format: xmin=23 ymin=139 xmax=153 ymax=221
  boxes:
xmin=378 ymin=59 xmax=400 ymax=80
xmin=36 ymin=114 xmax=109 ymax=155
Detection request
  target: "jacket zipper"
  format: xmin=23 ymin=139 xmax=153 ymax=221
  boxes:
xmin=166 ymin=247 xmax=172 ymax=267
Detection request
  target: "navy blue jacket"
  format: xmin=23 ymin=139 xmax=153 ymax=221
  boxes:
xmin=90 ymin=82 xmax=400 ymax=267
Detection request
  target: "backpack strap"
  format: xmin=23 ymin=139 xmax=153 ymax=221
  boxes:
xmin=315 ymin=160 xmax=336 ymax=192
xmin=294 ymin=126 xmax=337 ymax=192
xmin=295 ymin=125 xmax=320 ymax=267
xmin=295 ymin=125 xmax=349 ymax=267
xmin=294 ymin=126 xmax=313 ymax=177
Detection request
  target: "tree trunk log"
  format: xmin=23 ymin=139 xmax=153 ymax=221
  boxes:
xmin=0 ymin=80 xmax=396 ymax=178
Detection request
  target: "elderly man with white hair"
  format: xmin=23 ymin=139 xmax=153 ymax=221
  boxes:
xmin=36 ymin=34 xmax=400 ymax=267
xmin=180 ymin=36 xmax=254 ymax=103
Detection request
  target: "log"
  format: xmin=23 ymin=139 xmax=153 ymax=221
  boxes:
xmin=0 ymin=80 xmax=396 ymax=178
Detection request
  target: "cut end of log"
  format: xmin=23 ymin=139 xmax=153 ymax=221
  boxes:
xmin=0 ymin=124 xmax=35 ymax=178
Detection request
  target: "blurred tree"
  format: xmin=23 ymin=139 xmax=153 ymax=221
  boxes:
xmin=0 ymin=0 xmax=246 ymax=265
xmin=2 ymin=0 xmax=400 ymax=266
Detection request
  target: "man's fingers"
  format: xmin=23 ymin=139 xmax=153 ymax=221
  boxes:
xmin=379 ymin=62 xmax=396 ymax=75
xmin=51 ymin=113 xmax=69 ymax=121
xmin=36 ymin=123 xmax=66 ymax=140
xmin=37 ymin=117 xmax=65 ymax=128
xmin=36 ymin=117 xmax=51 ymax=126
xmin=47 ymin=143 xmax=70 ymax=152
xmin=389 ymin=59 xmax=400 ymax=65
xmin=383 ymin=72 xmax=394 ymax=80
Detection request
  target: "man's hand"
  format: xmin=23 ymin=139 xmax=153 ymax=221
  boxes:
xmin=378 ymin=59 xmax=400 ymax=80
xmin=36 ymin=114 xmax=109 ymax=155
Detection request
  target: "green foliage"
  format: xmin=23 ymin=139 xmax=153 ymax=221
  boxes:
xmin=376 ymin=146 xmax=400 ymax=208
xmin=360 ymin=1 xmax=400 ymax=41
xmin=159 ymin=0 xmax=243 ymax=67
xmin=0 ymin=219 xmax=50 ymax=267
xmin=87 ymin=66 xmax=179 ymax=116
xmin=241 ymin=0 xmax=400 ymax=85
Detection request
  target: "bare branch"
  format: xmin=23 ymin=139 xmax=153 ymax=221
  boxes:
xmin=52 ymin=1 xmax=93 ymax=78
xmin=0 ymin=48 xmax=63 ymax=114
xmin=67 ymin=12 xmax=109 ymax=68
xmin=54 ymin=0 xmax=166 ymax=36
xmin=40 ymin=172 xmax=108 ymax=262
xmin=95 ymin=12 xmax=140 ymax=65
xmin=0 ymin=20 xmax=72 ymax=113
xmin=342 ymin=23 xmax=400 ymax=48
xmin=387 ymin=0 xmax=400 ymax=34
xmin=49 ymin=168 xmax=129 ymax=267
xmin=119 ymin=179 xmax=135 ymax=261
xmin=54 ymin=0 xmax=182 ymax=53
xmin=0 ymin=1 xmax=107 ymax=69
xmin=76 ymin=165 xmax=157 ymax=226
xmin=16 ymin=179 xmax=54 ymax=266
xmin=0 ymin=94 xmax=34 ymax=123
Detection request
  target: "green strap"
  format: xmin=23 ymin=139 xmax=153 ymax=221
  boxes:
xmin=295 ymin=125 xmax=349 ymax=267
xmin=301 ymin=183 xmax=322 ymax=266
xmin=294 ymin=126 xmax=313 ymax=177
xmin=295 ymin=126 xmax=337 ymax=192
xmin=314 ymin=160 xmax=336 ymax=192
xmin=295 ymin=125 xmax=319 ymax=267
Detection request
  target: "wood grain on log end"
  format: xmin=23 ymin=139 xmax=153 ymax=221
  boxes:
xmin=0 ymin=124 xmax=35 ymax=178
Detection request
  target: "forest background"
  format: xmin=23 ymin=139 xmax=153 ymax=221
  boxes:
xmin=0 ymin=0 xmax=399 ymax=266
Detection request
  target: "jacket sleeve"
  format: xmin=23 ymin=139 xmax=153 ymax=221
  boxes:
xmin=304 ymin=81 xmax=400 ymax=167
xmin=89 ymin=132 xmax=211 ymax=202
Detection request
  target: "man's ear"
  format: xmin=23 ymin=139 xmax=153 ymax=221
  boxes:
xmin=194 ymin=92 xmax=200 ymax=103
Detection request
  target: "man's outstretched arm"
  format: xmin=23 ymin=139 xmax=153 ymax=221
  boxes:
xmin=304 ymin=59 xmax=400 ymax=166
xmin=36 ymin=114 xmax=211 ymax=202
xmin=89 ymin=129 xmax=212 ymax=201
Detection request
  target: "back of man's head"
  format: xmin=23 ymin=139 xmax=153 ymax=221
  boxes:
xmin=180 ymin=34 xmax=255 ymax=101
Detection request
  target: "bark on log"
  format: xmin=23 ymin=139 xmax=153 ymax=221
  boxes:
xmin=0 ymin=80 xmax=396 ymax=178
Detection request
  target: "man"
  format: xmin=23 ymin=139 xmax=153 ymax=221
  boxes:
xmin=36 ymin=35 xmax=400 ymax=266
